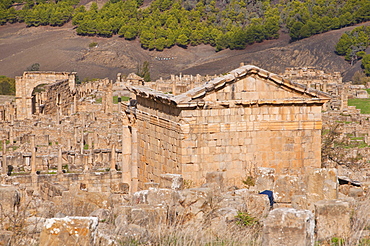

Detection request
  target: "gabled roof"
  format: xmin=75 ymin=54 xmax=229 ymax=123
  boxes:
xmin=129 ymin=65 xmax=331 ymax=108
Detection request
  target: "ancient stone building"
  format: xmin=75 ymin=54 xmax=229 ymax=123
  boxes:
xmin=125 ymin=65 xmax=331 ymax=188
xmin=15 ymin=71 xmax=76 ymax=119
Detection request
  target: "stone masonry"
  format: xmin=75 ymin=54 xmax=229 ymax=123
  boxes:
xmin=126 ymin=65 xmax=331 ymax=188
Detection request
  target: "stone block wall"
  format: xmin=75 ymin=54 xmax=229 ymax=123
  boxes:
xmin=180 ymin=104 xmax=322 ymax=186
xmin=134 ymin=73 xmax=324 ymax=187
xmin=135 ymin=98 xmax=182 ymax=188
xmin=15 ymin=71 xmax=76 ymax=119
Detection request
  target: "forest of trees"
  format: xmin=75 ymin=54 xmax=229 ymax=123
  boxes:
xmin=0 ymin=0 xmax=370 ymax=51
xmin=0 ymin=76 xmax=15 ymax=95
xmin=335 ymin=26 xmax=370 ymax=80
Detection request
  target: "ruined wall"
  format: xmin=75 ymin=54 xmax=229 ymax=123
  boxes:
xmin=42 ymin=80 xmax=74 ymax=116
xmin=145 ymin=74 xmax=219 ymax=95
xmin=134 ymin=74 xmax=323 ymax=187
xmin=135 ymin=98 xmax=182 ymax=188
xmin=15 ymin=71 xmax=76 ymax=119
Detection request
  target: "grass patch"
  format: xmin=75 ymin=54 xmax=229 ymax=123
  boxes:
xmin=113 ymin=96 xmax=130 ymax=104
xmin=348 ymin=98 xmax=370 ymax=114
xmin=95 ymin=97 xmax=102 ymax=104
xmin=335 ymin=120 xmax=352 ymax=124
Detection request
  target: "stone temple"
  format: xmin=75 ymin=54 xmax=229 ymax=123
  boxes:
xmin=124 ymin=65 xmax=331 ymax=188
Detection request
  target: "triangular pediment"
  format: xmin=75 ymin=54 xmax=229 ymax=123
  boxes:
xmin=173 ymin=65 xmax=331 ymax=107
xmin=129 ymin=65 xmax=331 ymax=107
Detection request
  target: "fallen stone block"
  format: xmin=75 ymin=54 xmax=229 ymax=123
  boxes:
xmin=0 ymin=230 xmax=13 ymax=246
xmin=132 ymin=190 xmax=149 ymax=205
xmin=262 ymin=208 xmax=314 ymax=246
xmin=61 ymin=191 xmax=110 ymax=216
xmin=0 ymin=185 xmax=20 ymax=214
xmin=25 ymin=217 xmax=46 ymax=234
xmin=273 ymin=175 xmax=305 ymax=203
xmin=89 ymin=209 xmax=111 ymax=223
xmin=255 ymin=167 xmax=275 ymax=191
xmin=159 ymin=174 xmax=183 ymax=190
xmin=130 ymin=205 xmax=167 ymax=228
xmin=146 ymin=188 xmax=180 ymax=207
xmin=314 ymin=199 xmax=350 ymax=242
xmin=306 ymin=168 xmax=338 ymax=201
xmin=39 ymin=216 xmax=99 ymax=246
xmin=245 ymin=193 xmax=270 ymax=219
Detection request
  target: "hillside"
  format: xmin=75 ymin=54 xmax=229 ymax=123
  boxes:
xmin=0 ymin=21 xmax=369 ymax=81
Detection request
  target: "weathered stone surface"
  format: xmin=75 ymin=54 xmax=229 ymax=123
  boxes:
xmin=159 ymin=174 xmax=183 ymax=190
xmin=130 ymin=205 xmax=167 ymax=228
xmin=305 ymin=168 xmax=338 ymax=210
xmin=95 ymin=223 xmax=118 ymax=246
xmin=217 ymin=194 xmax=246 ymax=212
xmin=177 ymin=188 xmax=212 ymax=223
xmin=255 ymin=167 xmax=275 ymax=191
xmin=39 ymin=217 xmax=99 ymax=246
xmin=114 ymin=223 xmax=148 ymax=243
xmin=0 ymin=186 xmax=20 ymax=214
xmin=110 ymin=182 xmax=129 ymax=194
xmin=262 ymin=208 xmax=314 ymax=246
xmin=348 ymin=187 xmax=364 ymax=198
xmin=89 ymin=209 xmax=111 ymax=222
xmin=41 ymin=182 xmax=68 ymax=198
xmin=202 ymin=172 xmax=224 ymax=191
xmin=291 ymin=195 xmax=310 ymax=211
xmin=314 ymin=199 xmax=350 ymax=241
xmin=245 ymin=193 xmax=270 ymax=219
xmin=208 ymin=207 xmax=239 ymax=230
xmin=132 ymin=190 xmax=149 ymax=205
xmin=25 ymin=217 xmax=46 ymax=234
xmin=112 ymin=206 xmax=131 ymax=225
xmin=61 ymin=191 xmax=110 ymax=216
xmin=0 ymin=230 xmax=13 ymax=246
xmin=146 ymin=188 xmax=180 ymax=207
xmin=274 ymin=175 xmax=305 ymax=203
xmin=234 ymin=189 xmax=270 ymax=219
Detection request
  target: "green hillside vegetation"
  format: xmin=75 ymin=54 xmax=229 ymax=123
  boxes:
xmin=0 ymin=0 xmax=370 ymax=51
xmin=335 ymin=25 xmax=370 ymax=79
xmin=0 ymin=75 xmax=15 ymax=95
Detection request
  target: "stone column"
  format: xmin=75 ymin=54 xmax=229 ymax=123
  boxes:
xmin=104 ymin=81 xmax=113 ymax=114
xmin=172 ymin=80 xmax=176 ymax=96
xmin=73 ymin=95 xmax=77 ymax=114
xmin=2 ymin=140 xmax=7 ymax=176
xmin=56 ymin=107 xmax=60 ymax=124
xmin=31 ymin=135 xmax=36 ymax=175
xmin=67 ymin=139 xmax=71 ymax=151
xmin=122 ymin=125 xmax=131 ymax=188
xmin=80 ymin=128 xmax=84 ymax=154
xmin=131 ymin=127 xmax=138 ymax=193
xmin=74 ymin=127 xmax=78 ymax=150
xmin=323 ymin=81 xmax=327 ymax=93
xmin=57 ymin=147 xmax=63 ymax=175
xmin=9 ymin=127 xmax=13 ymax=145
xmin=94 ymin=133 xmax=98 ymax=149
xmin=110 ymin=144 xmax=116 ymax=171
xmin=85 ymin=149 xmax=92 ymax=172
